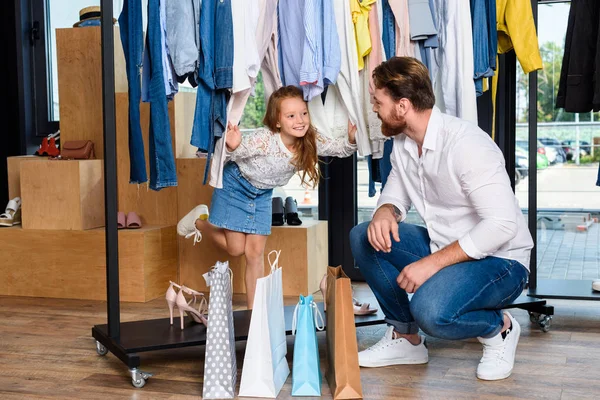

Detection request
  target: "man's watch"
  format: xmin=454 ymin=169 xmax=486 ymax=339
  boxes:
xmin=387 ymin=204 xmax=402 ymax=222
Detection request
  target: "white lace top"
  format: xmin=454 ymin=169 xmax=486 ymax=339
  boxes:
xmin=226 ymin=128 xmax=357 ymax=189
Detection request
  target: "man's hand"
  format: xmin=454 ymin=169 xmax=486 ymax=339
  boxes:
xmin=225 ymin=122 xmax=242 ymax=152
xmin=368 ymin=204 xmax=401 ymax=252
xmin=397 ymin=258 xmax=440 ymax=293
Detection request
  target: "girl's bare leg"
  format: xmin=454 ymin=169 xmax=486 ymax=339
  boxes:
xmin=195 ymin=219 xmax=246 ymax=256
xmin=243 ymin=234 xmax=268 ymax=309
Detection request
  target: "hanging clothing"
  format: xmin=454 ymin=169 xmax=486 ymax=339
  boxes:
xmin=496 ymin=0 xmax=543 ymax=74
xmin=431 ymin=0 xmax=478 ymax=124
xmin=160 ymin=0 xmax=178 ymax=99
xmin=470 ymin=0 xmax=497 ymax=96
xmin=145 ymin=0 xmax=178 ymax=189
xmin=330 ymin=0 xmax=371 ymax=156
xmin=278 ymin=0 xmax=304 ymax=87
xmin=407 ymin=0 xmax=436 ymax=42
xmin=388 ymin=0 xmax=414 ymax=57
xmin=231 ymin=0 xmax=260 ymax=94
xmin=119 ymin=0 xmax=147 ymax=185
xmin=299 ymin=0 xmax=341 ymax=101
xmin=142 ymin=0 xmax=178 ymax=102
xmin=209 ymin=0 xmax=281 ymax=189
xmin=368 ymin=1 xmax=384 ymax=93
xmin=381 ymin=0 xmax=396 ymax=60
xmin=351 ymin=0 xmax=376 ymax=71
xmin=191 ymin=0 xmax=234 ymax=184
xmin=411 ymin=0 xmax=438 ymax=76
xmin=556 ymin=0 xmax=600 ymax=113
xmin=164 ymin=0 xmax=201 ymax=86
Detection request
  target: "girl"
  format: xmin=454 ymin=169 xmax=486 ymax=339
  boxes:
xmin=177 ymin=85 xmax=357 ymax=308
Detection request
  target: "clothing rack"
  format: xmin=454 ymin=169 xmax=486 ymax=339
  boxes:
xmin=526 ymin=0 xmax=600 ymax=303
xmin=92 ymin=0 xmax=556 ymax=388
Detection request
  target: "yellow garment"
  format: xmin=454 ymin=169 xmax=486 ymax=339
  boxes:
xmin=492 ymin=0 xmax=543 ymax=140
xmin=496 ymin=0 xmax=543 ymax=73
xmin=352 ymin=0 xmax=376 ymax=71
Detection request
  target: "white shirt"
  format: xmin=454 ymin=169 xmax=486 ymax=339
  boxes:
xmin=227 ymin=128 xmax=357 ymax=189
xmin=431 ymin=0 xmax=478 ymax=124
xmin=376 ymin=107 xmax=533 ymax=269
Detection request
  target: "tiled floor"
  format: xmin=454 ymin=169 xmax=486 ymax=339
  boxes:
xmin=537 ymin=222 xmax=600 ymax=280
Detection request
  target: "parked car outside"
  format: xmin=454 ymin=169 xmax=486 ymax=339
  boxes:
xmin=516 ymin=140 xmax=549 ymax=169
xmin=561 ymin=139 xmax=592 ymax=160
xmin=538 ymin=137 xmax=567 ymax=164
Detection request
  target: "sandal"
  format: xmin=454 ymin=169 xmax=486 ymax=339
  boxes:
xmin=126 ymin=211 xmax=142 ymax=229
xmin=319 ymin=273 xmax=378 ymax=315
xmin=0 ymin=197 xmax=22 ymax=227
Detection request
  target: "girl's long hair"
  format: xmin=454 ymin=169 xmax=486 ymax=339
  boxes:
xmin=263 ymin=86 xmax=320 ymax=188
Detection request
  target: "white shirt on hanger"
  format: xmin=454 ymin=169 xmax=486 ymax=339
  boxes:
xmin=431 ymin=0 xmax=478 ymax=124
xmin=376 ymin=107 xmax=533 ymax=269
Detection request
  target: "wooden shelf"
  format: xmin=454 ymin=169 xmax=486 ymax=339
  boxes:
xmin=0 ymin=225 xmax=177 ymax=302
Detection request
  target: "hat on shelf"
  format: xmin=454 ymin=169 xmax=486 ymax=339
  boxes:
xmin=72 ymin=6 xmax=117 ymax=27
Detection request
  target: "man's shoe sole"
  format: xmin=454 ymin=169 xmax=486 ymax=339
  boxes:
xmin=359 ymin=357 xmax=428 ymax=368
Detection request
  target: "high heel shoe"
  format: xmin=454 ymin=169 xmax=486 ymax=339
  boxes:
xmin=166 ymin=281 xmax=182 ymax=325
xmin=176 ymin=285 xmax=208 ymax=330
xmin=285 ymin=196 xmax=302 ymax=226
xmin=272 ymin=197 xmax=285 ymax=226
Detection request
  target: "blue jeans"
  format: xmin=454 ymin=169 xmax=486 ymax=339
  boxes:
xmin=119 ymin=0 xmax=147 ymax=184
xmin=381 ymin=0 xmax=396 ymax=60
xmin=191 ymin=0 xmax=233 ymax=184
xmin=350 ymin=222 xmax=528 ymax=340
xmin=379 ymin=139 xmax=394 ymax=190
xmin=471 ymin=0 xmax=497 ymax=96
xmin=145 ymin=0 xmax=178 ymax=190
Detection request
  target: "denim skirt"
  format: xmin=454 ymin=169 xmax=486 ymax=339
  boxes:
xmin=209 ymin=162 xmax=273 ymax=235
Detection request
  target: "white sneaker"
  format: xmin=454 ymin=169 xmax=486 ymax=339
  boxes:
xmin=358 ymin=326 xmax=428 ymax=367
xmin=177 ymin=205 xmax=209 ymax=245
xmin=476 ymin=311 xmax=521 ymax=380
xmin=592 ymin=279 xmax=600 ymax=292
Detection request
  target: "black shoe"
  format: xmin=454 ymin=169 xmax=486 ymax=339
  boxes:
xmin=272 ymin=197 xmax=285 ymax=226
xmin=285 ymin=196 xmax=302 ymax=226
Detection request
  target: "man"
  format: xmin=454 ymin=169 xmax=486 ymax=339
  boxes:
xmin=350 ymin=57 xmax=533 ymax=381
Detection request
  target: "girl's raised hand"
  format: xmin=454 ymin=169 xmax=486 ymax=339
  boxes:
xmin=226 ymin=122 xmax=242 ymax=151
xmin=348 ymin=120 xmax=357 ymax=144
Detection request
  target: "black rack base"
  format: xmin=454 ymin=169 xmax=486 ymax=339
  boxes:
xmin=528 ymin=279 xmax=600 ymax=301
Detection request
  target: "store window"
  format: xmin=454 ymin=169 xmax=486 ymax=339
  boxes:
xmin=516 ymin=1 xmax=600 ymax=281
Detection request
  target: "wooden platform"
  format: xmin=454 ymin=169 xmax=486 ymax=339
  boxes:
xmin=0 ymin=225 xmax=177 ymax=302
xmin=2 ymin=289 xmax=600 ymax=399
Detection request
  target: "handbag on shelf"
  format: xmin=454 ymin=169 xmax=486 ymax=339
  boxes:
xmin=59 ymin=140 xmax=95 ymax=160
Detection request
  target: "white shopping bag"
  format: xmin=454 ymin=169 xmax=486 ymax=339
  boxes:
xmin=238 ymin=250 xmax=290 ymax=398
xmin=202 ymin=261 xmax=236 ymax=399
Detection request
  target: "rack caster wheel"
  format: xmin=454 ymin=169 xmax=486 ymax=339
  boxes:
xmin=529 ymin=312 xmax=552 ymax=332
xmin=130 ymin=368 xmax=153 ymax=389
xmin=95 ymin=341 xmax=108 ymax=356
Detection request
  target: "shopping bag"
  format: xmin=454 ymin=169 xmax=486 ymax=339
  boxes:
xmin=202 ymin=261 xmax=236 ymax=399
xmin=325 ymin=266 xmax=363 ymax=399
xmin=291 ymin=294 xmax=325 ymax=396
xmin=239 ymin=250 xmax=290 ymax=398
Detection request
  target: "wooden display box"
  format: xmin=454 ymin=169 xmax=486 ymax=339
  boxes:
xmin=20 ymin=159 xmax=104 ymax=230
xmin=6 ymin=156 xmax=39 ymax=199
xmin=0 ymin=225 xmax=177 ymax=302
xmin=177 ymin=158 xmax=328 ymax=297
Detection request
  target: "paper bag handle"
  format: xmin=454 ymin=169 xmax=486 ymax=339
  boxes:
xmin=267 ymin=250 xmax=281 ymax=273
xmin=291 ymin=298 xmax=325 ymax=335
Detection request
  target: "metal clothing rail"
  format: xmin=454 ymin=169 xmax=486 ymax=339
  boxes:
xmin=91 ymin=0 xmax=556 ymax=389
xmin=526 ymin=0 xmax=600 ymax=302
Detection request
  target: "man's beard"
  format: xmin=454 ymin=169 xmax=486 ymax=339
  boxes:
xmin=379 ymin=111 xmax=407 ymax=137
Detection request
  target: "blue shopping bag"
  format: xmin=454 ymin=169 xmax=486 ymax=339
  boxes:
xmin=291 ymin=294 xmax=325 ymax=396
